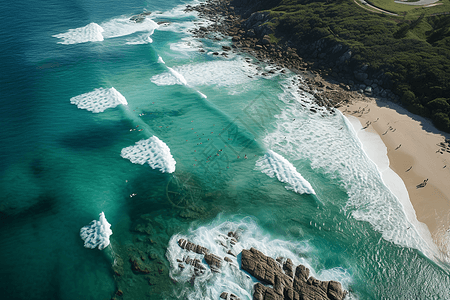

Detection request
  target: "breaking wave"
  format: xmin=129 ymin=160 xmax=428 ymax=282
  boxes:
xmin=80 ymin=212 xmax=113 ymax=250
xmin=53 ymin=17 xmax=158 ymax=45
xmin=255 ymin=150 xmax=316 ymax=195
xmin=53 ymin=22 xmax=104 ymax=45
xmin=120 ymin=136 xmax=176 ymax=173
xmin=70 ymin=87 xmax=128 ymax=113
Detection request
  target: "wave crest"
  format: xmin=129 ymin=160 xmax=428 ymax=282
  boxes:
xmin=70 ymin=87 xmax=127 ymax=113
xmin=80 ymin=212 xmax=113 ymax=250
xmin=120 ymin=136 xmax=176 ymax=173
xmin=256 ymin=150 xmax=315 ymax=195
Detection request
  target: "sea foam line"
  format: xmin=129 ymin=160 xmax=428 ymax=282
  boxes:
xmin=344 ymin=115 xmax=439 ymax=259
xmin=262 ymin=75 xmax=437 ymax=260
xmin=256 ymin=150 xmax=316 ymax=195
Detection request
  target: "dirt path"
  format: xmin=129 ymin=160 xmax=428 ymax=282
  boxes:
xmin=355 ymin=0 xmax=399 ymax=16
xmin=395 ymin=0 xmax=440 ymax=6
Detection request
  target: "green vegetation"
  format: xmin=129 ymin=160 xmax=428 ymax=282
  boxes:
xmin=369 ymin=0 xmax=450 ymax=18
xmin=262 ymin=0 xmax=450 ymax=132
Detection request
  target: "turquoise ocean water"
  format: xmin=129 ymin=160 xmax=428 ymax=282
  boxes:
xmin=1 ymin=0 xmax=450 ymax=299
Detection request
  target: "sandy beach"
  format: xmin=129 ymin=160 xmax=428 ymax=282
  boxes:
xmin=339 ymin=96 xmax=450 ymax=260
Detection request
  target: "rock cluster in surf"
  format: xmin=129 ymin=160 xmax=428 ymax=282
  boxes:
xmin=242 ymin=247 xmax=346 ymax=300
xmin=175 ymin=233 xmax=346 ymax=300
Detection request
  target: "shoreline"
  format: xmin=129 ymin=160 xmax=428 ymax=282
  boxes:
xmin=340 ymin=98 xmax=450 ymax=261
xmin=189 ymin=0 xmax=450 ymax=261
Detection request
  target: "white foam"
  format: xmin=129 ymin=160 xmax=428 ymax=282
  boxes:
xmin=54 ymin=17 xmax=158 ymax=45
xmin=170 ymin=37 xmax=203 ymax=53
xmin=166 ymin=217 xmax=350 ymax=300
xmin=157 ymin=56 xmax=165 ymax=64
xmin=121 ymin=136 xmax=176 ymax=173
xmin=151 ymin=59 xmax=260 ymax=87
xmin=256 ymin=150 xmax=315 ymax=195
xmin=345 ymin=116 xmax=438 ymax=258
xmin=80 ymin=212 xmax=113 ymax=250
xmin=53 ymin=22 xmax=104 ymax=45
xmin=70 ymin=87 xmax=128 ymax=113
xmin=262 ymin=75 xmax=437 ymax=259
xmin=101 ymin=17 xmax=159 ymax=39
xmin=125 ymin=33 xmax=153 ymax=45
xmin=151 ymin=2 xmax=205 ymax=33
xmin=167 ymin=67 xmax=188 ymax=86
xmin=197 ymin=91 xmax=207 ymax=99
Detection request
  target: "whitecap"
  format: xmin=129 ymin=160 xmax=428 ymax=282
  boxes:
xmin=120 ymin=136 xmax=176 ymax=173
xmin=157 ymin=56 xmax=165 ymax=64
xmin=256 ymin=150 xmax=316 ymax=195
xmin=125 ymin=33 xmax=153 ymax=45
xmin=167 ymin=67 xmax=188 ymax=86
xmin=101 ymin=17 xmax=159 ymax=39
xmin=53 ymin=17 xmax=158 ymax=45
xmin=70 ymin=87 xmax=128 ymax=113
xmin=53 ymin=22 xmax=104 ymax=45
xmin=169 ymin=37 xmax=203 ymax=53
xmin=150 ymin=59 xmax=260 ymax=87
xmin=80 ymin=212 xmax=113 ymax=250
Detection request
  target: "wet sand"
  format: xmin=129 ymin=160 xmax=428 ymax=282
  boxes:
xmin=340 ymin=97 xmax=450 ymax=260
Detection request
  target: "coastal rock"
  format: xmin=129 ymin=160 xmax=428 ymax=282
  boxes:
xmin=220 ymin=292 xmax=242 ymax=300
xmin=182 ymin=255 xmax=207 ymax=275
xmin=354 ymin=72 xmax=368 ymax=82
xmin=246 ymin=28 xmax=256 ymax=37
xmin=204 ymin=253 xmax=223 ymax=270
xmin=261 ymin=35 xmax=271 ymax=45
xmin=130 ymin=11 xmax=152 ymax=23
xmin=283 ymin=258 xmax=294 ymax=278
xmin=177 ymin=239 xmax=224 ymax=272
xmin=178 ymin=238 xmax=209 ymax=255
xmin=241 ymin=248 xmax=346 ymax=300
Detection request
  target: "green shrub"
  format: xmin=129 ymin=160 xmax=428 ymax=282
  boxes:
xmin=407 ymin=103 xmax=430 ymax=117
xmin=432 ymin=112 xmax=450 ymax=132
xmin=428 ymin=98 xmax=450 ymax=113
xmin=401 ymin=90 xmax=416 ymax=105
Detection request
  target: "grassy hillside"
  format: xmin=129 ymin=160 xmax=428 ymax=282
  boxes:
xmin=258 ymin=0 xmax=450 ymax=132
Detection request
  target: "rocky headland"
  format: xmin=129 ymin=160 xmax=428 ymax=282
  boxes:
xmin=185 ymin=0 xmax=400 ymax=110
xmin=175 ymin=235 xmax=347 ymax=300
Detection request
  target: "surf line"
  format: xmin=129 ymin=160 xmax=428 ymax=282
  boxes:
xmin=157 ymin=55 xmax=207 ymax=99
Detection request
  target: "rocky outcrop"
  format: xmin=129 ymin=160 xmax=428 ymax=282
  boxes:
xmin=178 ymin=238 xmax=209 ymax=255
xmin=129 ymin=12 xmax=152 ymax=23
xmin=220 ymin=292 xmax=242 ymax=300
xmin=175 ymin=237 xmax=346 ymax=300
xmin=186 ymin=0 xmax=399 ymax=105
xmin=205 ymin=253 xmax=223 ymax=271
xmin=241 ymin=248 xmax=346 ymax=300
xmin=177 ymin=239 xmax=223 ymax=273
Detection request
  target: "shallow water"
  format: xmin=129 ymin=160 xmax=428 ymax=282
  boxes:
xmin=1 ymin=0 xmax=450 ymax=299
